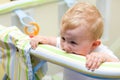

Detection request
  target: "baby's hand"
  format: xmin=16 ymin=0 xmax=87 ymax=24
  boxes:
xmin=30 ymin=36 xmax=41 ymax=49
xmin=85 ymin=52 xmax=106 ymax=71
xmin=30 ymin=35 xmax=49 ymax=49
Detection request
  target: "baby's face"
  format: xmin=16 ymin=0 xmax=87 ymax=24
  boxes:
xmin=60 ymin=26 xmax=94 ymax=56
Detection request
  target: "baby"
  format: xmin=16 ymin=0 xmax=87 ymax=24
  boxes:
xmin=30 ymin=2 xmax=119 ymax=80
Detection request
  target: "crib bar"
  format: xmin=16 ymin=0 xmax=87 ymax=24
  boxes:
xmin=0 ymin=0 xmax=60 ymax=14
xmin=30 ymin=45 xmax=120 ymax=79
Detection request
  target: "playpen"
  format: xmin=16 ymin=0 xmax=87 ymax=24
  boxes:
xmin=0 ymin=0 xmax=120 ymax=80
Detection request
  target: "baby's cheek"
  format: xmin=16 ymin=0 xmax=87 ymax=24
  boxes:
xmin=75 ymin=49 xmax=89 ymax=56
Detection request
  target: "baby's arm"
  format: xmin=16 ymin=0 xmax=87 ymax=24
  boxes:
xmin=94 ymin=44 xmax=119 ymax=61
xmin=86 ymin=44 xmax=119 ymax=70
xmin=30 ymin=35 xmax=57 ymax=49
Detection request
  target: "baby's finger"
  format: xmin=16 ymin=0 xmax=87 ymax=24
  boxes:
xmin=86 ymin=55 xmax=93 ymax=70
xmin=94 ymin=58 xmax=103 ymax=69
xmin=88 ymin=57 xmax=99 ymax=70
xmin=30 ymin=41 xmax=37 ymax=49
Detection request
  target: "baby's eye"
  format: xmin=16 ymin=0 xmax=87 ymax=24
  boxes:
xmin=61 ymin=37 xmax=65 ymax=41
xmin=70 ymin=41 xmax=77 ymax=45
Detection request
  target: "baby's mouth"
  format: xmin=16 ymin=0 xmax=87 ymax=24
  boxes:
xmin=71 ymin=52 xmax=78 ymax=55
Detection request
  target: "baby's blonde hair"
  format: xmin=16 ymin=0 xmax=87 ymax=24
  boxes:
xmin=61 ymin=2 xmax=103 ymax=40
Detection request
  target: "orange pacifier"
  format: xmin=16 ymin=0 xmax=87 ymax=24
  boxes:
xmin=24 ymin=22 xmax=40 ymax=38
xmin=14 ymin=9 xmax=40 ymax=38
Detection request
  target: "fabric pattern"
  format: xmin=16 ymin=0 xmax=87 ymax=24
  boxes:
xmin=0 ymin=25 xmax=46 ymax=80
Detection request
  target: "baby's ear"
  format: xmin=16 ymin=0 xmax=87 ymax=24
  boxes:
xmin=91 ymin=39 xmax=101 ymax=50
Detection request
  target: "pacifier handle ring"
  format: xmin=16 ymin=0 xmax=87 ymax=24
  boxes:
xmin=14 ymin=9 xmax=36 ymax=27
xmin=24 ymin=22 xmax=40 ymax=37
xmin=20 ymin=16 xmax=35 ymax=27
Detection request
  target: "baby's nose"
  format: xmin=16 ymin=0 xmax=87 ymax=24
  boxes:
xmin=62 ymin=45 xmax=71 ymax=53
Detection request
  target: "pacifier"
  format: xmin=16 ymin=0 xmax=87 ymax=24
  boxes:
xmin=24 ymin=22 xmax=40 ymax=38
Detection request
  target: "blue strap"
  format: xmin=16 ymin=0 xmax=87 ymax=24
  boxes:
xmin=24 ymin=44 xmax=47 ymax=80
xmin=33 ymin=60 xmax=46 ymax=80
xmin=33 ymin=60 xmax=46 ymax=74
xmin=2 ymin=74 xmax=8 ymax=80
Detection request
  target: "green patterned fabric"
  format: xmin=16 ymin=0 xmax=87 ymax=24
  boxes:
xmin=0 ymin=25 xmax=46 ymax=80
